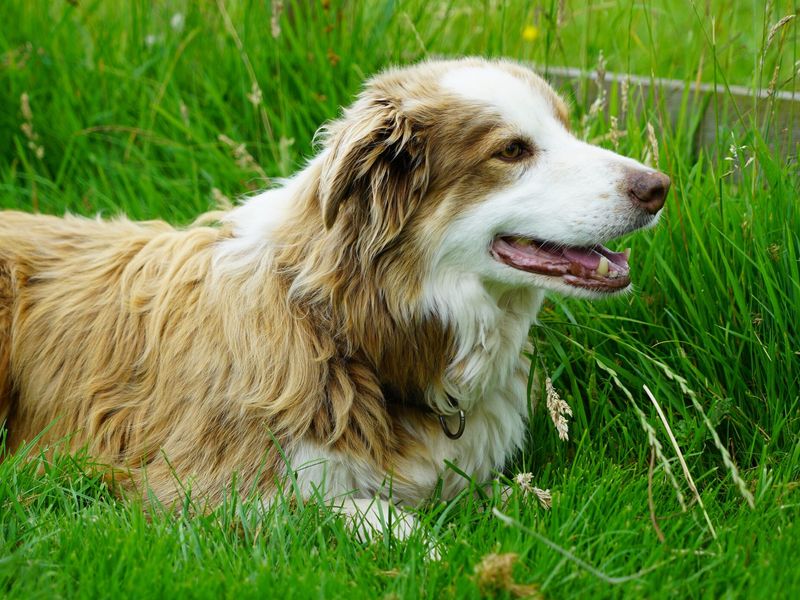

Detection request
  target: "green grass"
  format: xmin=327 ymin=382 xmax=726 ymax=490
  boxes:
xmin=1 ymin=0 xmax=799 ymax=597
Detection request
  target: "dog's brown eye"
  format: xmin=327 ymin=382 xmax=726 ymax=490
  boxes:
xmin=497 ymin=141 xmax=529 ymax=161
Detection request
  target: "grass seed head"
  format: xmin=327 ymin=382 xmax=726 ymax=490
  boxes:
xmin=271 ymin=1 xmax=284 ymax=38
xmin=19 ymin=92 xmax=44 ymax=159
xmin=514 ymin=473 xmax=552 ymax=509
xmin=546 ymin=377 xmax=572 ymax=441
xmin=644 ymin=122 xmax=659 ymax=167
xmin=474 ymin=553 xmax=541 ymax=598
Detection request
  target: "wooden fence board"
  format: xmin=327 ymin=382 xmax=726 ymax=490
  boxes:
xmin=542 ymin=65 xmax=799 ymax=159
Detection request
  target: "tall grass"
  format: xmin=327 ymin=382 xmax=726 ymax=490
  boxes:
xmin=1 ymin=0 xmax=799 ymax=597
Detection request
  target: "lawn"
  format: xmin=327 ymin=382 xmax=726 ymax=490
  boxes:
xmin=1 ymin=0 xmax=799 ymax=598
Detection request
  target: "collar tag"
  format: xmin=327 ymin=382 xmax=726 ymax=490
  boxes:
xmin=439 ymin=395 xmax=466 ymax=439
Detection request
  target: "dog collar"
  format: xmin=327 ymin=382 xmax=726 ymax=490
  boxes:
xmin=438 ymin=395 xmax=466 ymax=440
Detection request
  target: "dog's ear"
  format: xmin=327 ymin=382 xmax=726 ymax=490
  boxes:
xmin=319 ymin=96 xmax=429 ymax=234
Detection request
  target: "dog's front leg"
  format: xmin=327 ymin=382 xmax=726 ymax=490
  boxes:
xmin=289 ymin=443 xmax=438 ymax=556
xmin=332 ymin=496 xmax=440 ymax=559
xmin=334 ymin=496 xmax=418 ymax=543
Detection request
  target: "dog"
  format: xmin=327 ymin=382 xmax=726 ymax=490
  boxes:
xmin=0 ymin=58 xmax=668 ymax=537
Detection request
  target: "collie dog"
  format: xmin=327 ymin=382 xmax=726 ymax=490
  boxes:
xmin=0 ymin=58 xmax=668 ymax=535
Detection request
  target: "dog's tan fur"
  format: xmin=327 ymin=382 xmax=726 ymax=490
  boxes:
xmin=0 ymin=215 xmax=276 ymax=500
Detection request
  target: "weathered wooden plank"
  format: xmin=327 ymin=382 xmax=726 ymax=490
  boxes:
xmin=542 ymin=65 xmax=799 ymax=158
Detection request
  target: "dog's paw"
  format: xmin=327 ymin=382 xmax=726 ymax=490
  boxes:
xmin=337 ymin=497 xmax=441 ymax=560
xmin=342 ymin=497 xmax=416 ymax=542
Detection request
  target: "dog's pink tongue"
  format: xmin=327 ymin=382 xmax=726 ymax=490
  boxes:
xmin=561 ymin=247 xmax=601 ymax=270
xmin=561 ymin=245 xmax=630 ymax=270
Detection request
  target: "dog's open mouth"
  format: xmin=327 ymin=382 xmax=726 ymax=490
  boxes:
xmin=491 ymin=236 xmax=631 ymax=291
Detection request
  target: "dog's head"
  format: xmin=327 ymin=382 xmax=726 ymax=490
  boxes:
xmin=317 ymin=58 xmax=669 ymax=301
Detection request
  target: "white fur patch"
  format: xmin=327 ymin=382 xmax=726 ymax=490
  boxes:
xmin=288 ymin=443 xmax=432 ymax=554
xmin=213 ymin=154 xmax=327 ymax=274
xmin=441 ymin=66 xmax=564 ymax=136
xmin=437 ymin=63 xmax=662 ymax=299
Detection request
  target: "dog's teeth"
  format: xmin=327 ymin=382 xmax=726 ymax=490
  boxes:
xmin=623 ymin=247 xmax=631 ymax=260
xmin=597 ymin=256 xmax=610 ymax=276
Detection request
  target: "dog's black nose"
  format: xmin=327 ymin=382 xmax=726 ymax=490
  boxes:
xmin=626 ymin=170 xmax=671 ymax=214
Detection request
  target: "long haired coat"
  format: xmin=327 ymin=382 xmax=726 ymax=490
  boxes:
xmin=0 ymin=58 xmax=668 ymax=520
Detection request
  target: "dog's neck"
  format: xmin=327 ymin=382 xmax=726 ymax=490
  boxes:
xmin=419 ymin=270 xmax=544 ymax=411
xmin=216 ymin=159 xmax=543 ymax=420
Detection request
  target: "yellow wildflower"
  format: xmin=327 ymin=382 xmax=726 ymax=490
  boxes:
xmin=522 ymin=24 xmax=539 ymax=42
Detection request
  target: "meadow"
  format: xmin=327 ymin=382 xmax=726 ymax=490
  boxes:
xmin=1 ymin=0 xmax=799 ymax=597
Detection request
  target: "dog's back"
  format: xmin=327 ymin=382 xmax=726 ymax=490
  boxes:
xmin=0 ymin=210 xmax=183 ymax=450
xmin=0 ymin=212 xmax=63 ymax=428
xmin=0 ymin=210 xmax=293 ymax=503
